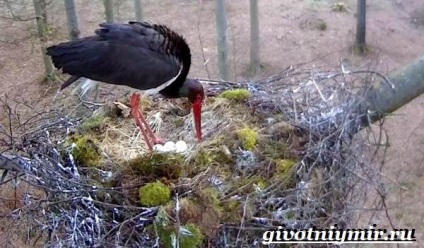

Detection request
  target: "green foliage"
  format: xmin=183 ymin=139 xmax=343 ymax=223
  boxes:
xmin=139 ymin=181 xmax=171 ymax=207
xmin=237 ymin=127 xmax=258 ymax=150
xmin=219 ymin=89 xmax=251 ymax=102
xmin=70 ymin=135 xmax=102 ymax=167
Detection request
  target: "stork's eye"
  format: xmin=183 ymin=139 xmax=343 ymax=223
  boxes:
xmin=196 ymin=94 xmax=203 ymax=103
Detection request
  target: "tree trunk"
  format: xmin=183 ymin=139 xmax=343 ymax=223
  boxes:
xmin=134 ymin=0 xmax=143 ymax=22
xmin=249 ymin=0 xmax=260 ymax=76
xmin=215 ymin=0 xmax=231 ymax=81
xmin=32 ymin=0 xmax=53 ymax=78
xmin=355 ymin=0 xmax=366 ymax=53
xmin=104 ymin=0 xmax=114 ymax=23
xmin=64 ymin=0 xmax=80 ymax=40
xmin=40 ymin=0 xmax=47 ymax=26
xmin=356 ymin=55 xmax=424 ymax=129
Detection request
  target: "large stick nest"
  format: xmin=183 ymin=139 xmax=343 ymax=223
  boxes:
xmin=0 ymin=63 xmax=391 ymax=247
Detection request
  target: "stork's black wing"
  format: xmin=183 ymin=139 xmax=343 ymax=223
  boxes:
xmin=47 ymin=22 xmax=189 ymax=91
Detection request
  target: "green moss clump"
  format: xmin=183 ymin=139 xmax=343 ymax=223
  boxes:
xmin=191 ymin=149 xmax=214 ymax=169
xmin=158 ymin=222 xmax=204 ymax=248
xmin=79 ymin=116 xmax=109 ymax=133
xmin=173 ymin=117 xmax=185 ymax=127
xmin=155 ymin=208 xmax=174 ymax=247
xmin=139 ymin=181 xmax=171 ymax=207
xmin=70 ymin=135 xmax=102 ymax=167
xmin=275 ymin=159 xmax=297 ymax=175
xmin=237 ymin=127 xmax=258 ymax=151
xmin=128 ymin=153 xmax=184 ymax=180
xmin=179 ymin=223 xmax=204 ymax=248
xmin=272 ymin=159 xmax=297 ymax=187
xmin=198 ymin=187 xmax=221 ymax=207
xmin=219 ymin=89 xmax=251 ymax=102
xmin=188 ymin=148 xmax=234 ymax=176
xmin=221 ymin=199 xmax=242 ymax=222
xmin=255 ymin=180 xmax=268 ymax=191
xmin=257 ymin=138 xmax=292 ymax=160
xmin=156 ymin=206 xmax=205 ymax=248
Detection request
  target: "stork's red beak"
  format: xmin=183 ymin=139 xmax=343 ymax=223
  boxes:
xmin=192 ymin=99 xmax=202 ymax=142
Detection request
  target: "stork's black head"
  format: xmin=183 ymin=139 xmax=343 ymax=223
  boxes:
xmin=179 ymin=78 xmax=204 ymax=142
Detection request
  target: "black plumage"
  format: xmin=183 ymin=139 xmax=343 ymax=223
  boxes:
xmin=47 ymin=21 xmax=195 ymax=98
xmin=46 ymin=21 xmax=204 ymax=150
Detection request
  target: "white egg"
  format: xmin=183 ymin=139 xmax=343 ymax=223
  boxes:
xmin=175 ymin=140 xmax=188 ymax=153
xmin=153 ymin=144 xmax=166 ymax=152
xmin=163 ymin=141 xmax=176 ymax=152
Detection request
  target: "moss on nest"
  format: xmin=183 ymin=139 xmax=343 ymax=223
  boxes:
xmin=79 ymin=116 xmax=110 ymax=134
xmin=179 ymin=223 xmax=204 ymax=248
xmin=237 ymin=127 xmax=258 ymax=151
xmin=219 ymin=89 xmax=251 ymax=102
xmin=70 ymin=87 xmax=303 ymax=244
xmin=162 ymin=188 xmax=222 ymax=241
xmin=257 ymin=138 xmax=293 ymax=160
xmin=221 ymin=198 xmax=242 ymax=222
xmin=275 ymin=159 xmax=297 ymax=175
xmin=272 ymin=159 xmax=298 ymax=186
xmin=232 ymin=176 xmax=268 ymax=195
xmin=198 ymin=187 xmax=221 ymax=207
xmin=158 ymin=222 xmax=204 ymax=248
xmin=139 ymin=181 xmax=171 ymax=207
xmin=127 ymin=153 xmax=185 ymax=180
xmin=69 ymin=134 xmax=103 ymax=167
xmin=188 ymin=147 xmax=234 ymax=175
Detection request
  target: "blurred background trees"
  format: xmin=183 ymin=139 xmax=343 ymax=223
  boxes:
xmin=0 ymin=0 xmax=376 ymax=85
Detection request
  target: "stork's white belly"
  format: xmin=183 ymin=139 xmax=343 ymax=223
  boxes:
xmin=74 ymin=64 xmax=183 ymax=97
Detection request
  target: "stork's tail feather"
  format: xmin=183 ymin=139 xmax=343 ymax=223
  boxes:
xmin=46 ymin=41 xmax=88 ymax=69
xmin=46 ymin=38 xmax=98 ymax=90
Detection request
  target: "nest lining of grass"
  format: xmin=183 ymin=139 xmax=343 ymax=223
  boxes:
xmin=0 ymin=62 xmax=392 ymax=247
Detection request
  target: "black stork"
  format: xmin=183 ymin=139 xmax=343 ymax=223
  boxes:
xmin=46 ymin=21 xmax=204 ymax=151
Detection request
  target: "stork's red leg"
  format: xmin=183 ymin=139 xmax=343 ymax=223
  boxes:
xmin=130 ymin=93 xmax=154 ymax=151
xmin=134 ymin=107 xmax=165 ymax=145
xmin=130 ymin=93 xmax=164 ymax=151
